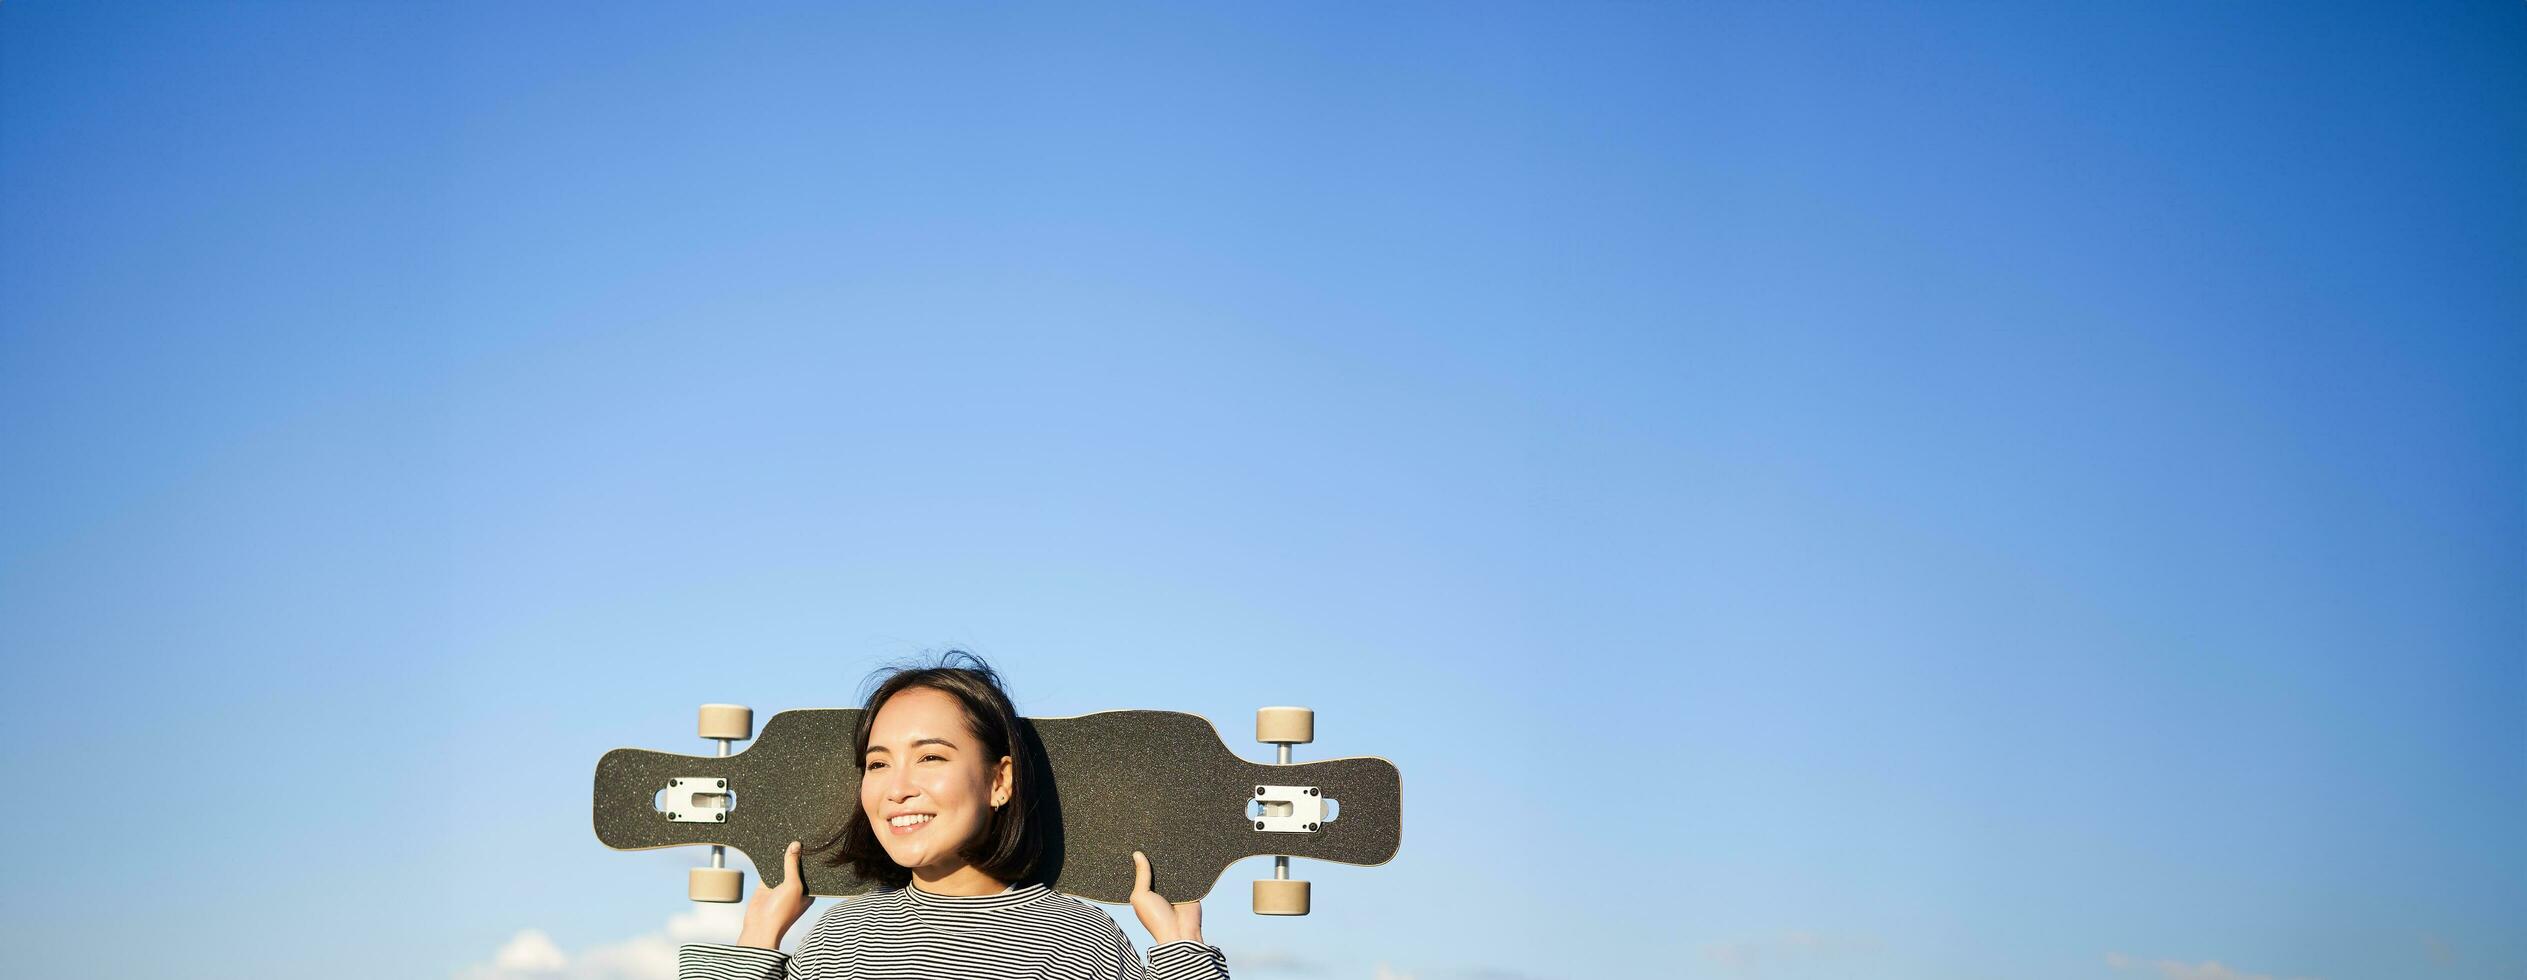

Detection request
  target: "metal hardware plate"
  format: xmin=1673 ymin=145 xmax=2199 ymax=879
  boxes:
xmin=664 ymin=777 xmax=733 ymax=823
xmin=1251 ymin=784 xmax=1324 ymax=833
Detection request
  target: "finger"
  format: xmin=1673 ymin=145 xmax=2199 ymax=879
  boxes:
xmin=1130 ymin=850 xmax=1152 ymax=894
xmin=783 ymin=841 xmax=802 ymax=888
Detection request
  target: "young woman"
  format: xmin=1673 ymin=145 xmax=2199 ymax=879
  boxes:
xmin=677 ymin=652 xmax=1232 ymax=980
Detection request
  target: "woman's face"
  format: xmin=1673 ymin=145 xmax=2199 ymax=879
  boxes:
xmin=859 ymin=687 xmax=1013 ymax=877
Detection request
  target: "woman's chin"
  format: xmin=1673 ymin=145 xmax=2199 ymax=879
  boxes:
xmin=889 ymin=845 xmax=943 ymax=870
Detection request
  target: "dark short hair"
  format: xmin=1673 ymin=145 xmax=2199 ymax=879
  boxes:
xmin=811 ymin=650 xmax=1046 ymax=888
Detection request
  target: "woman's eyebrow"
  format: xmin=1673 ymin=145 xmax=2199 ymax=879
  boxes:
xmin=864 ymin=737 xmax=960 ymax=755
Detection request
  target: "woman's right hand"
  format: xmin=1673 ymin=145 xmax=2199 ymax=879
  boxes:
xmin=737 ymin=841 xmax=815 ymax=950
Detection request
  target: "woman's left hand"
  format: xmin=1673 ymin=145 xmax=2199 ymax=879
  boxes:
xmin=1128 ymin=851 xmax=1204 ymax=946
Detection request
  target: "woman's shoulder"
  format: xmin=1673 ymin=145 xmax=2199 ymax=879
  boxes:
xmin=1023 ymin=888 xmax=1130 ymax=942
xmin=1013 ymin=889 xmax=1137 ymax=969
xmin=1028 ymin=888 xmax=1101 ymax=914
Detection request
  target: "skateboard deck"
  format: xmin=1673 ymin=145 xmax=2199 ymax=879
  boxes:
xmin=593 ymin=709 xmax=1401 ymax=904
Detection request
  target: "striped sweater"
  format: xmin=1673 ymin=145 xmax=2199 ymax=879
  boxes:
xmin=677 ymin=881 xmax=1232 ymax=980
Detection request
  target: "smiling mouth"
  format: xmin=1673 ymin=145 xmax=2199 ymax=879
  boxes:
xmin=886 ymin=814 xmax=935 ymax=835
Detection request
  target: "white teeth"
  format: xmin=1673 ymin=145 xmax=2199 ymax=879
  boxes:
xmin=888 ymin=814 xmax=933 ymax=827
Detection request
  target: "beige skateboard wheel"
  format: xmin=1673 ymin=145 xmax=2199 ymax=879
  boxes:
xmin=698 ymin=704 xmax=753 ymax=742
xmin=1256 ymin=706 xmax=1313 ymax=745
xmin=1253 ymin=878 xmax=1310 ymax=915
xmin=689 ymin=866 xmax=744 ymax=903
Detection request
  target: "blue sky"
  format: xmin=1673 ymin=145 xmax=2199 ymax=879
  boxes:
xmin=2 ymin=3 xmax=2520 ymax=979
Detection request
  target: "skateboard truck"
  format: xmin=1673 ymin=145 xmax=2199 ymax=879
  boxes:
xmin=684 ymin=703 xmax=752 ymax=903
xmin=664 ymin=777 xmax=733 ymax=823
xmin=1252 ymin=706 xmax=1315 ymax=915
xmin=1251 ymin=784 xmax=1323 ymax=832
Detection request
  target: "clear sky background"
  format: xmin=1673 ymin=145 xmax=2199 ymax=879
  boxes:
xmin=2 ymin=3 xmax=2520 ymax=979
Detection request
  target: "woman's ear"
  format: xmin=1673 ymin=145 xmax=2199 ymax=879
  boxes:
xmin=993 ymin=755 xmax=1014 ymax=806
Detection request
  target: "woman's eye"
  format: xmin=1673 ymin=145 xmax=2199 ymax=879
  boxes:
xmin=864 ymin=761 xmax=885 ymax=770
xmin=922 ymin=754 xmax=945 ymax=762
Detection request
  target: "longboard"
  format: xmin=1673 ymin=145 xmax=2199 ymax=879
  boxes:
xmin=593 ymin=708 xmax=1400 ymax=908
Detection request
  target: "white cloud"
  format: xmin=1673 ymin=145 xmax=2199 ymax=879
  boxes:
xmin=2103 ymin=951 xmax=2321 ymax=980
xmin=1372 ymin=965 xmax=1418 ymax=980
xmin=455 ymin=903 xmax=758 ymax=980
xmin=487 ymin=931 xmax=567 ymax=973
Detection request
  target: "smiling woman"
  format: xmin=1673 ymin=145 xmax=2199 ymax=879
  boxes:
xmin=830 ymin=658 xmax=1043 ymax=894
xmin=677 ymin=651 xmax=1231 ymax=980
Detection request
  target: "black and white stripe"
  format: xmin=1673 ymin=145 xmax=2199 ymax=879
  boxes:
xmin=678 ymin=881 xmax=1231 ymax=980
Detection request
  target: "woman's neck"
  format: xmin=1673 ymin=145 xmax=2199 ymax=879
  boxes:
xmin=910 ymin=860 xmax=1010 ymax=896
